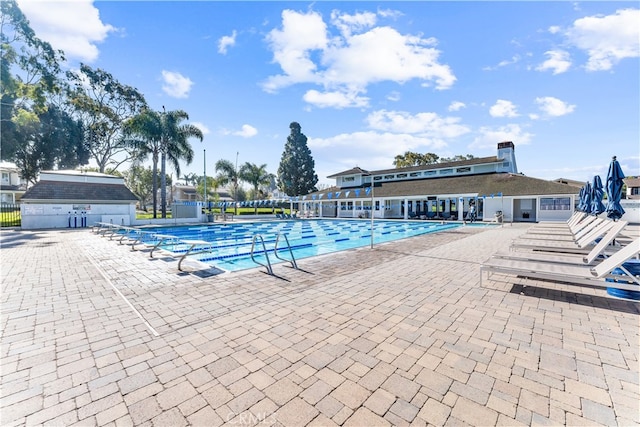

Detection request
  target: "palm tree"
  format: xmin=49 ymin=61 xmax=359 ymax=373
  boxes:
xmin=215 ymin=159 xmax=239 ymax=214
xmin=183 ymin=172 xmax=198 ymax=186
xmin=239 ymin=162 xmax=274 ymax=214
xmin=125 ymin=108 xmax=203 ymax=218
xmin=159 ymin=108 xmax=203 ymax=218
xmin=123 ymin=109 xmax=163 ymax=218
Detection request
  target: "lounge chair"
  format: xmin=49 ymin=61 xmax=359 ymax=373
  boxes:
xmin=531 ymin=211 xmax=587 ymax=229
xmin=511 ymin=219 xmax=617 ymax=251
xmin=525 ymin=215 xmax=600 ymax=237
xmin=521 ymin=218 xmax=607 ymax=242
xmin=494 ymin=220 xmax=628 ymax=265
xmin=480 ymin=237 xmax=640 ymax=292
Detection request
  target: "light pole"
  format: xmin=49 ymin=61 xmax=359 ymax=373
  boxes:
xmin=203 ymin=149 xmax=207 ymax=214
xmin=234 ymin=151 xmax=239 ymax=215
xmin=364 ymin=172 xmax=375 ymax=249
xmin=370 ymin=175 xmax=375 ymax=249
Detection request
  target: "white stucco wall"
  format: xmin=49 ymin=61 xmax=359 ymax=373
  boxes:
xmin=21 ymin=203 xmax=136 ymax=229
xmin=620 ymin=200 xmax=640 ymax=224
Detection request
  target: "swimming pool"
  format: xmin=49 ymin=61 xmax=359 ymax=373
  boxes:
xmin=133 ymin=219 xmax=461 ymax=272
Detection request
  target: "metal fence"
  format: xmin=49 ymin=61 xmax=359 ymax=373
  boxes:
xmin=1 ymin=203 xmax=21 ymax=227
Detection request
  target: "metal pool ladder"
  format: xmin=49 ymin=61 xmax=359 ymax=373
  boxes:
xmin=250 ymin=233 xmax=299 ymax=275
xmin=274 ymin=232 xmax=298 ymax=270
xmin=251 ymin=234 xmax=274 ymax=275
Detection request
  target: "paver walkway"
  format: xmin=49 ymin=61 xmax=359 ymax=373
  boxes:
xmin=1 ymin=222 xmax=638 ymax=426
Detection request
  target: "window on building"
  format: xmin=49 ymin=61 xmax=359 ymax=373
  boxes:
xmin=440 ymin=169 xmax=453 ymax=175
xmin=343 ymin=176 xmax=355 ymax=182
xmin=1 ymin=172 xmax=9 ymax=184
xmin=409 ymin=172 xmax=421 ymax=177
xmin=456 ymin=167 xmax=471 ymax=173
xmin=631 ymin=187 xmax=639 ymax=196
xmin=373 ymin=176 xmax=382 ymax=181
xmin=397 ymin=173 xmax=407 ymax=179
xmin=424 ymin=171 xmax=437 ymax=176
xmin=384 ymin=174 xmax=395 ymax=180
xmin=540 ymin=197 xmax=571 ymax=211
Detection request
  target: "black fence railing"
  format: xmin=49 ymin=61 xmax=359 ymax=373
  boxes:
xmin=1 ymin=203 xmax=21 ymax=227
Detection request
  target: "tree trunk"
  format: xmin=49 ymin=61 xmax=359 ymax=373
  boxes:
xmin=161 ymin=148 xmax=167 ymax=218
xmin=152 ymin=152 xmax=158 ymax=219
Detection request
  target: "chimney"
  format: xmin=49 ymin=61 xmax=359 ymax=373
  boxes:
xmin=497 ymin=141 xmax=518 ymax=173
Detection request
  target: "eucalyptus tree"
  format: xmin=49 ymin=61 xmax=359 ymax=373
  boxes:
xmin=0 ymin=0 xmax=83 ymax=181
xmin=0 ymin=0 xmax=64 ymax=124
xmin=393 ymin=151 xmax=440 ymax=168
xmin=124 ymin=108 xmax=202 ymax=218
xmin=66 ymin=64 xmax=147 ymax=173
xmin=239 ymin=162 xmax=274 ymax=214
xmin=11 ymin=104 xmax=88 ymax=186
xmin=277 ymin=122 xmax=318 ymax=196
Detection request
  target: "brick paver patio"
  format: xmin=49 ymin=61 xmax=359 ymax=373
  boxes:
xmin=1 ymin=222 xmax=638 ymax=426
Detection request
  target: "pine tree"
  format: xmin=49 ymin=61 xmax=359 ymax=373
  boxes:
xmin=277 ymin=122 xmax=318 ymax=196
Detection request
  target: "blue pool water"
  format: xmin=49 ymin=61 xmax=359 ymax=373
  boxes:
xmin=133 ymin=219 xmax=462 ymax=272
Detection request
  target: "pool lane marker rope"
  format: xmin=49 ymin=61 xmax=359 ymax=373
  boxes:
xmin=87 ymin=256 xmax=160 ymax=337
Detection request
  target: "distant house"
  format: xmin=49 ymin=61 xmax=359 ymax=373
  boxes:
xmin=20 ymin=170 xmax=139 ymax=229
xmin=301 ymin=142 xmax=580 ymax=223
xmin=172 ymin=184 xmax=199 ymax=203
xmin=0 ymin=161 xmax=26 ymax=203
xmin=171 ymin=184 xmax=234 ymax=205
xmin=624 ymin=176 xmax=640 ymax=199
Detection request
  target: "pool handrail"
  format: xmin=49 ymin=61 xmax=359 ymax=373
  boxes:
xmin=274 ymin=232 xmax=298 ymax=270
xmin=250 ymin=234 xmax=273 ymax=275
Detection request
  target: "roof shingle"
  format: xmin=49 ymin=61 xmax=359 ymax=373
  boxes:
xmin=21 ymin=180 xmax=139 ymax=203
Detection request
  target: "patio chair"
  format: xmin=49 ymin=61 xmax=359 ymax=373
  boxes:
xmin=521 ymin=217 xmax=607 ymax=241
xmin=480 ymin=237 xmax=640 ymax=292
xmin=494 ymin=220 xmax=628 ymax=265
xmin=511 ymin=219 xmax=616 ymax=251
xmin=531 ymin=211 xmax=587 ymax=229
xmin=525 ymin=215 xmax=601 ymax=237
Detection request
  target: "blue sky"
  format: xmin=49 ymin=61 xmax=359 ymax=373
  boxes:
xmin=17 ymin=1 xmax=639 ymax=188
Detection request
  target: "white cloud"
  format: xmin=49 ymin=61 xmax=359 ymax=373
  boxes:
xmin=309 ymin=130 xmax=449 ymax=173
xmin=221 ymin=124 xmax=258 ymax=138
xmin=263 ymin=9 xmax=456 ymax=108
xmin=534 ymin=96 xmax=576 ymax=117
xmin=191 ymin=122 xmax=210 ymax=135
xmin=548 ymin=25 xmax=562 ymax=34
xmin=366 ymin=110 xmax=470 ymax=139
xmin=448 ymin=101 xmax=466 ymax=112
xmin=565 ymin=8 xmax=640 ymax=71
xmin=235 ymin=124 xmax=258 ymax=138
xmin=489 ymin=100 xmax=519 ymax=118
xmin=483 ymin=55 xmax=520 ymax=71
xmin=303 ymin=90 xmax=369 ymax=109
xmin=330 ymin=10 xmax=377 ymax=37
xmin=263 ymin=9 xmax=328 ymax=93
xmin=386 ymin=91 xmax=401 ymax=102
xmin=17 ymin=0 xmax=115 ymax=63
xmin=471 ymin=124 xmax=534 ymax=150
xmin=161 ymin=71 xmax=193 ymax=98
xmin=218 ymin=30 xmax=237 ymax=54
xmin=536 ymin=50 xmax=572 ymax=74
